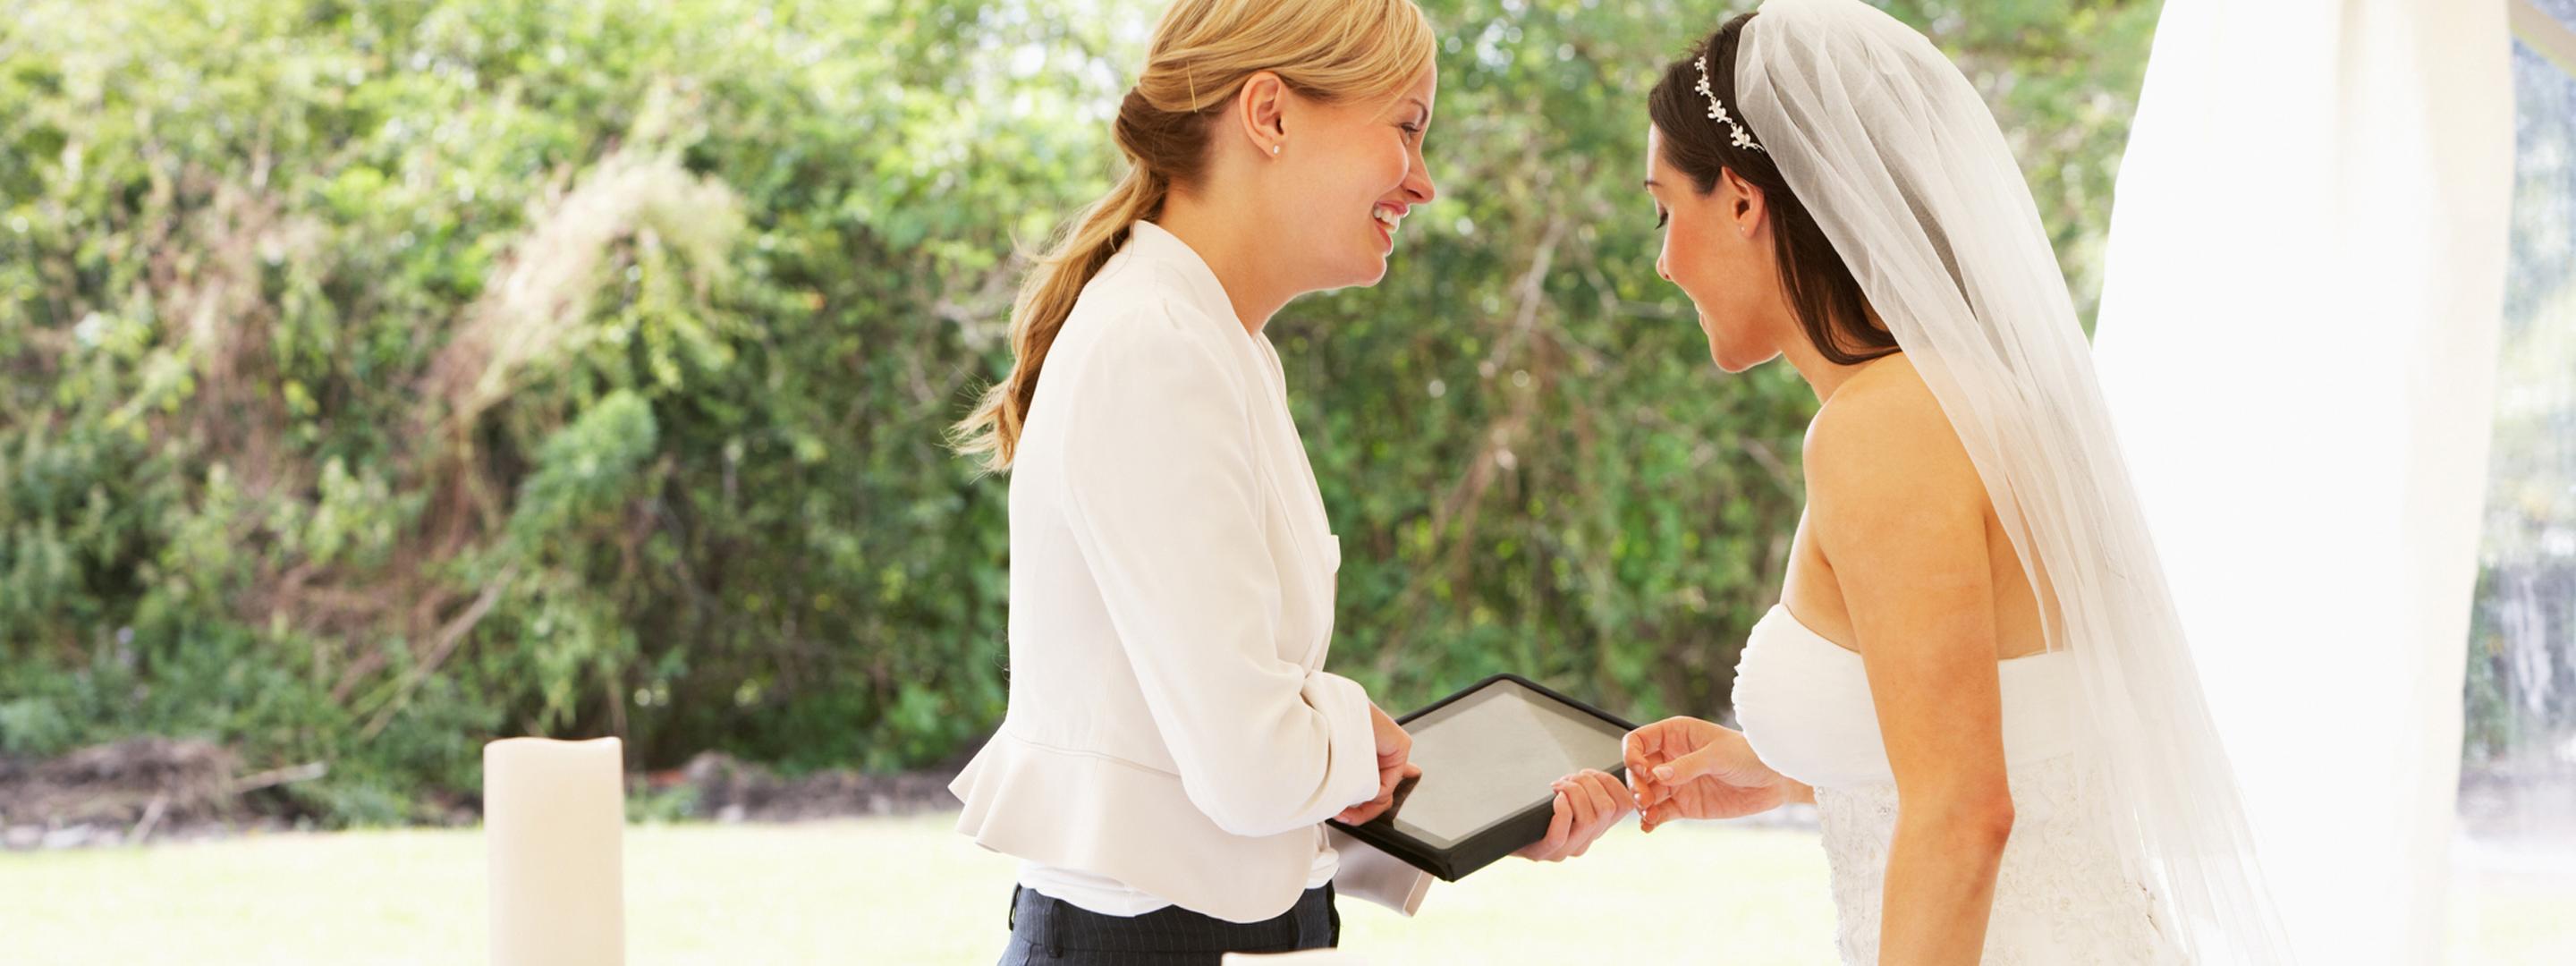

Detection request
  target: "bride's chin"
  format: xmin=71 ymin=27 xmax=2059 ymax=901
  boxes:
xmin=1707 ymin=345 xmax=1747 ymax=373
xmin=1706 ymin=339 xmax=1782 ymax=374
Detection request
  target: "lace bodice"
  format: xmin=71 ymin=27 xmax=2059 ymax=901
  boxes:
xmin=1733 ymin=605 xmax=2182 ymax=964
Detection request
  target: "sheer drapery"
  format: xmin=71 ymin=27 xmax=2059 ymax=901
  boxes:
xmin=2091 ymin=2 xmax=2515 ymax=962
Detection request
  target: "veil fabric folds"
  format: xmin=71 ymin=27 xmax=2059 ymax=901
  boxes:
xmin=1733 ymin=1 xmax=2292 ymax=960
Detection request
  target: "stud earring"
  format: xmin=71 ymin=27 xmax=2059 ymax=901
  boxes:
xmin=1271 ymin=143 xmax=1282 ymax=156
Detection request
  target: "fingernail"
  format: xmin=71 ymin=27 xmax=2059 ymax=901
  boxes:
xmin=1654 ymin=766 xmax=1674 ymax=781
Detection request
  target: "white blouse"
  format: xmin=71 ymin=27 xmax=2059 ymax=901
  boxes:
xmin=948 ymin=221 xmax=1429 ymax=924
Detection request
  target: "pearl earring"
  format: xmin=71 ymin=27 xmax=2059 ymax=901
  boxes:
xmin=1271 ymin=143 xmax=1282 ymax=156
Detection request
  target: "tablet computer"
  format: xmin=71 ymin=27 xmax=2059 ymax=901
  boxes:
xmin=1326 ymin=674 xmax=1635 ymax=881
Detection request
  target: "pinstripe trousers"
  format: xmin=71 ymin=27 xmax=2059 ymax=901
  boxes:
xmin=995 ymin=883 xmax=1340 ymax=964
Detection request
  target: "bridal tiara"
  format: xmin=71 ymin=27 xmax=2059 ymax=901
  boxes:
xmin=1693 ymin=55 xmax=1765 ymax=153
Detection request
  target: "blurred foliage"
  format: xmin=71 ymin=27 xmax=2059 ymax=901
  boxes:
xmin=0 ymin=0 xmax=2162 ymax=820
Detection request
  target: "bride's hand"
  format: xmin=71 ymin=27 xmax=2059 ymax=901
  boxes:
xmin=1623 ymin=716 xmax=1795 ymax=830
xmin=1513 ymin=768 xmax=1631 ymax=862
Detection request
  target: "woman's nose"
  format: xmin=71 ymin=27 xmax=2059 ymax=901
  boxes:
xmin=1407 ymin=164 xmax=1436 ymax=205
xmin=1656 ymin=253 xmax=1673 ymax=283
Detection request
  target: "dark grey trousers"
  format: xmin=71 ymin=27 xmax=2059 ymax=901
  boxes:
xmin=996 ymin=883 xmax=1340 ymax=965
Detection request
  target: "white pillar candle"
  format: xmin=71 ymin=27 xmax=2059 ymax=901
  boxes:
xmin=485 ymin=737 xmax=626 ymax=966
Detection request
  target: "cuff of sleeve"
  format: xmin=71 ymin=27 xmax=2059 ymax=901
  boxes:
xmin=1304 ymin=670 xmax=1381 ymax=815
xmin=1326 ymin=827 xmax=1434 ymax=917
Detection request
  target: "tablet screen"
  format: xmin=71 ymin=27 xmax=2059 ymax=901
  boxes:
xmin=1382 ymin=678 xmax=1630 ymax=851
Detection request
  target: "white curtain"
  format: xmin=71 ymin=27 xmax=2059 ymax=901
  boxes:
xmin=2089 ymin=1 xmax=2514 ymax=963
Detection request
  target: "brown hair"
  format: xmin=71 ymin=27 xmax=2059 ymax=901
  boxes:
xmin=1648 ymin=13 xmax=1898 ymax=366
xmin=951 ymin=0 xmax=1436 ymax=470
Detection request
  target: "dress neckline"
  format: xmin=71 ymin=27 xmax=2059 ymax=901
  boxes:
xmin=1767 ymin=603 xmax=2066 ymax=666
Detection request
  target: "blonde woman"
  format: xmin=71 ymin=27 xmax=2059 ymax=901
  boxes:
xmin=947 ymin=0 xmax=1631 ymax=961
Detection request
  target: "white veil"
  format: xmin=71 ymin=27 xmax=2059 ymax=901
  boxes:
xmin=1731 ymin=1 xmax=2291 ymax=960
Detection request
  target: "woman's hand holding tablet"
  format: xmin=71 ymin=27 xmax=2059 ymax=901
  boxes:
xmin=1326 ymin=675 xmax=1638 ymax=880
xmin=1335 ymin=703 xmax=1425 ymax=826
xmin=1512 ymin=768 xmax=1631 ymax=862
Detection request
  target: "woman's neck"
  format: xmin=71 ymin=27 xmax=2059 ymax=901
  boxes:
xmin=1154 ymin=195 xmax=1290 ymax=335
xmin=1783 ymin=309 xmax=1900 ymax=405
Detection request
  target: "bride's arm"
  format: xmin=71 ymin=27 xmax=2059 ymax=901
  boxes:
xmin=1808 ymin=378 xmax=2012 ymax=966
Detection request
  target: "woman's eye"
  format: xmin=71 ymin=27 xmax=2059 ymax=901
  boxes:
xmin=1655 ymin=208 xmax=1669 ymax=230
xmin=1400 ymin=124 xmax=1422 ymax=140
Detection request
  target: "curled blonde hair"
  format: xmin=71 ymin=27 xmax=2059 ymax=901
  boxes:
xmin=952 ymin=0 xmax=1436 ymax=470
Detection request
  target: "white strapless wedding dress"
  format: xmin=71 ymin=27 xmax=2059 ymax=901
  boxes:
xmin=1733 ymin=604 xmax=2185 ymax=964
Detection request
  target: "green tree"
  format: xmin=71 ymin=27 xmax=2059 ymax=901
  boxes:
xmin=0 ymin=0 xmax=2162 ymax=820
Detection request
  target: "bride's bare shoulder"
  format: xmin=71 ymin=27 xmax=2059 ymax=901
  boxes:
xmin=1801 ymin=354 xmax=1982 ymax=512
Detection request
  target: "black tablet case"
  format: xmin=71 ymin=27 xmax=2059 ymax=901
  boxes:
xmin=1325 ymin=674 xmax=1637 ymax=882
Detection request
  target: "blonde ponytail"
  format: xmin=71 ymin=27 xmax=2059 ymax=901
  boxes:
xmin=952 ymin=167 xmax=1168 ymax=470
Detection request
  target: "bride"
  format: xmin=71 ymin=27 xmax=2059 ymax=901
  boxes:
xmin=1524 ymin=2 xmax=2292 ymax=962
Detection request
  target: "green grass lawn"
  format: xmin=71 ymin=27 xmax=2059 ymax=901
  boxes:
xmin=5 ymin=815 xmax=2569 ymax=964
